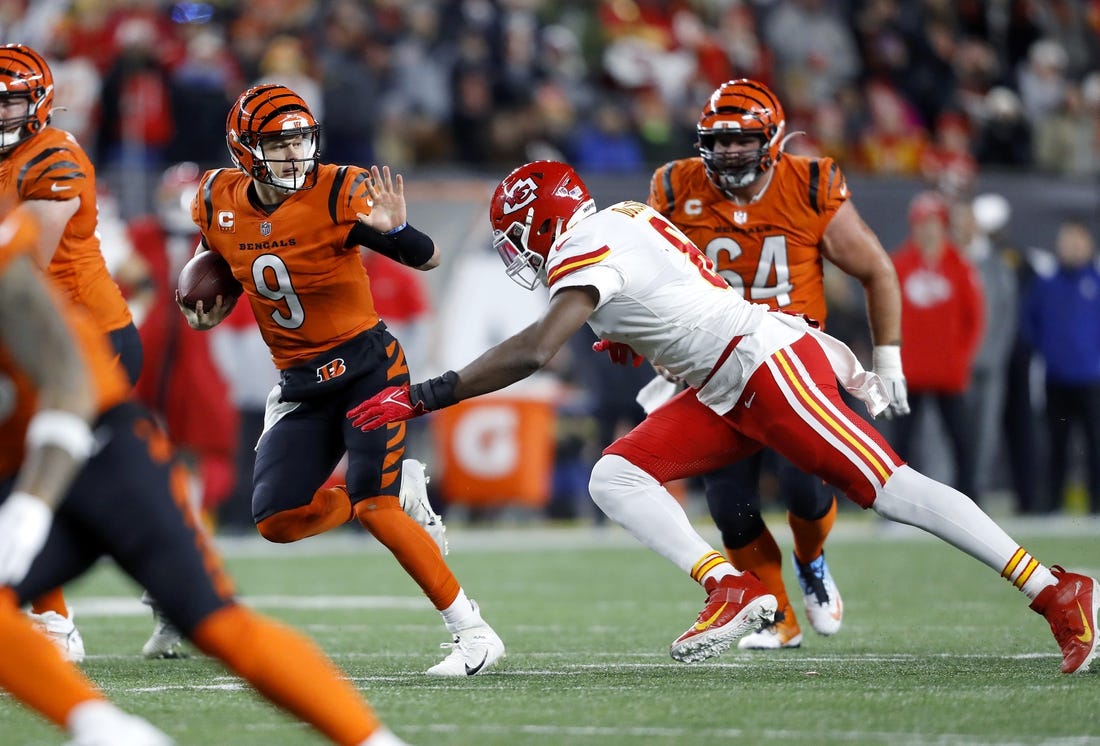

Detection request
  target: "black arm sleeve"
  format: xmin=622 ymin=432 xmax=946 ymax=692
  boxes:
xmin=346 ymin=222 xmax=436 ymax=267
xmin=409 ymin=370 xmax=460 ymax=411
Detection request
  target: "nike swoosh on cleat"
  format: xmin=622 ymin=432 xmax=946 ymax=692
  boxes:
xmin=465 ymin=651 xmax=490 ymax=676
xmin=1075 ymin=601 xmax=1093 ymax=644
xmin=693 ymin=602 xmax=728 ymax=632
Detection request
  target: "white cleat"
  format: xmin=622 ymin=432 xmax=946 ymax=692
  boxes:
xmin=737 ymin=605 xmax=803 ymax=649
xmin=29 ymin=609 xmax=85 ymax=663
xmin=67 ymin=701 xmax=174 ymax=745
xmin=427 ymin=601 xmax=505 ymax=676
xmin=141 ymin=591 xmax=187 ymax=659
xmin=399 ymin=459 xmax=448 ymax=555
xmin=794 ymin=551 xmax=843 ymax=636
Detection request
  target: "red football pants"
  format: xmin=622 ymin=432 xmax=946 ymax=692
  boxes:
xmin=605 ymin=334 xmax=904 ymax=508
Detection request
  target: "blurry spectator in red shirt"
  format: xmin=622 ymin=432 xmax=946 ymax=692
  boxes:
xmin=890 ymin=191 xmax=985 ymax=501
xmin=856 ymin=80 xmax=929 ymax=175
xmin=920 ymin=111 xmax=977 ymax=200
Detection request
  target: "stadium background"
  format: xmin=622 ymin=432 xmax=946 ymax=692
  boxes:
xmin=5 ymin=0 xmax=1099 ymax=521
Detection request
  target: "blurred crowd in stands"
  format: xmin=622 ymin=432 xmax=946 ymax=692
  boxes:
xmin=4 ymin=0 xmax=1099 ymax=215
xmin=4 ymin=0 xmax=1098 ymax=527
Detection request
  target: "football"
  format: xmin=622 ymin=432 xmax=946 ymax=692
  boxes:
xmin=177 ymin=251 xmax=243 ymax=310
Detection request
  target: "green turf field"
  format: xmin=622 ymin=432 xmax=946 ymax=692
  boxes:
xmin=3 ymin=514 xmax=1099 ymax=745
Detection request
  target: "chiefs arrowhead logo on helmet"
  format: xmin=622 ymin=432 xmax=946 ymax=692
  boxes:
xmin=501 ymin=177 xmax=539 ymax=216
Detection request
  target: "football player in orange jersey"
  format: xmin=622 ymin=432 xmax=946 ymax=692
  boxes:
xmin=0 ymin=43 xmax=150 ymax=660
xmin=646 ymin=79 xmax=910 ymax=649
xmin=177 ymin=84 xmax=504 ymax=676
xmin=0 ymin=207 xmax=408 ymax=745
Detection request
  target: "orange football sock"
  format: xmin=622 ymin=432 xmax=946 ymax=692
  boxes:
xmin=354 ymin=496 xmax=460 ymax=610
xmin=30 ymin=587 xmax=68 ymax=617
xmin=191 ymin=604 xmax=380 ymax=746
xmin=727 ymin=528 xmax=791 ymax=613
xmin=0 ymin=589 xmax=101 ymax=727
xmin=256 ymin=486 xmax=353 ymax=543
xmin=789 ymin=496 xmax=837 ymax=565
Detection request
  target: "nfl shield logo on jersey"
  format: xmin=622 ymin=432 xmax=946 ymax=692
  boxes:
xmin=260 ymin=221 xmax=272 ymax=236
xmin=733 ymin=210 xmax=748 ymax=224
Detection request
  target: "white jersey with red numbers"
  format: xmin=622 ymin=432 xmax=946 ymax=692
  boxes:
xmin=546 ymin=200 xmax=805 ymax=414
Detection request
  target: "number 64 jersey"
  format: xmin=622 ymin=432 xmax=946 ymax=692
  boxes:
xmin=546 ymin=201 xmax=805 ymax=415
xmin=191 ymin=163 xmax=380 ymax=370
xmin=648 ymin=154 xmax=848 ymax=327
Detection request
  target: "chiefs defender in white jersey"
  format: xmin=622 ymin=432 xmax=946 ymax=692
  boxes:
xmin=346 ymin=161 xmax=1098 ymax=673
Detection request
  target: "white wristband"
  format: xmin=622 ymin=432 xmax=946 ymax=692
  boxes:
xmin=25 ymin=409 xmax=94 ymax=461
xmin=872 ymin=345 xmax=903 ymax=377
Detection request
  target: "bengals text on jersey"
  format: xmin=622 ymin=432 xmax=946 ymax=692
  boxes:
xmin=0 ymin=126 xmax=133 ymax=335
xmin=648 ymin=153 xmax=850 ymax=327
xmin=191 ymin=162 xmax=381 ymax=369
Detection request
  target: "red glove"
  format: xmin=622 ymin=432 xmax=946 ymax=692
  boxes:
xmin=346 ymin=384 xmax=426 ymax=431
xmin=593 ymin=339 xmax=645 ymax=367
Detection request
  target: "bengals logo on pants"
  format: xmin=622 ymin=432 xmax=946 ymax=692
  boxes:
xmin=315 ymin=358 xmax=346 ymax=382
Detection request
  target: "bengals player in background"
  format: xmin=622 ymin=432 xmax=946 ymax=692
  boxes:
xmin=0 ymin=43 xmax=149 ymax=660
xmin=646 ymin=79 xmax=909 ymax=649
xmin=0 ymin=207 xmax=408 ymax=745
xmin=177 ymin=84 xmax=504 ymax=676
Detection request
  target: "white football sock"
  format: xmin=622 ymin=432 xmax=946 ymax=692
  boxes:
xmin=873 ymin=465 xmax=1055 ymax=597
xmin=440 ymin=589 xmax=481 ymax=632
xmin=590 ymin=454 xmax=731 ymax=577
xmin=358 ymin=727 xmax=410 ymax=746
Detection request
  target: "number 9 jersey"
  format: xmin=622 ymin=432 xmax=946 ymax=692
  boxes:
xmin=648 ymin=154 xmax=849 ymax=327
xmin=191 ymin=164 xmax=380 ymax=369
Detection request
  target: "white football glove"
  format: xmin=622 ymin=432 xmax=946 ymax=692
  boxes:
xmin=872 ymin=345 xmax=910 ymax=420
xmin=0 ymin=491 xmax=53 ymax=586
xmin=399 ymin=460 xmax=448 ymax=555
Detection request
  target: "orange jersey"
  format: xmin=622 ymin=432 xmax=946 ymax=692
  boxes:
xmin=192 ymin=163 xmax=381 ymax=369
xmin=0 ymin=209 xmax=130 ymax=477
xmin=0 ymin=126 xmax=133 ymax=333
xmin=648 ymin=154 xmax=848 ymax=326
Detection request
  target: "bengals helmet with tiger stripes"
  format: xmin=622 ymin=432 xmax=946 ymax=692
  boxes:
xmin=226 ymin=84 xmax=320 ymax=191
xmin=696 ymin=79 xmax=786 ymax=193
xmin=0 ymin=44 xmax=55 ymax=152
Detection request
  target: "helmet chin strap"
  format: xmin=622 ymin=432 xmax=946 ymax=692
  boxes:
xmin=268 ymin=165 xmax=311 ymax=191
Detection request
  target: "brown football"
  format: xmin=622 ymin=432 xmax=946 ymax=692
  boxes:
xmin=177 ymin=251 xmax=243 ymax=310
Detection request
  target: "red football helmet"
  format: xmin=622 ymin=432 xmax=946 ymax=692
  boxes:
xmin=696 ymin=79 xmax=785 ymax=192
xmin=225 ymin=84 xmax=320 ymax=191
xmin=0 ymin=44 xmax=54 ymax=151
xmin=489 ymin=161 xmax=596 ymax=290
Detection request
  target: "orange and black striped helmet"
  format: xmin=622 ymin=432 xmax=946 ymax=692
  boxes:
xmin=696 ymin=79 xmax=785 ymax=192
xmin=225 ymin=84 xmax=320 ymax=191
xmin=0 ymin=44 xmax=54 ymax=151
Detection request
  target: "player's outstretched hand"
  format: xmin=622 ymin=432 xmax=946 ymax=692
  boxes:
xmin=347 ymin=384 xmax=427 ymax=431
xmin=0 ymin=492 xmax=53 ymax=585
xmin=593 ymin=339 xmax=645 ymax=367
xmin=355 ymin=165 xmax=406 ymax=234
